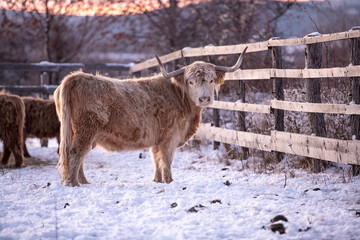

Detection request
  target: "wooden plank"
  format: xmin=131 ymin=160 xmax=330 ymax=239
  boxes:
xmin=268 ymin=30 xmax=360 ymax=47
xmin=272 ymin=66 xmax=360 ymax=79
xmin=271 ymin=131 xmax=360 ymax=165
xmin=225 ymin=69 xmax=271 ymax=80
xmin=130 ymin=50 xmax=182 ymax=72
xmin=130 ymin=30 xmax=360 ymax=73
xmin=223 ymin=66 xmax=360 ymax=81
xmin=0 ymin=63 xmax=84 ymax=72
xmin=225 ymin=66 xmax=360 ymax=80
xmin=209 ymin=100 xmax=270 ymax=114
xmin=301 ymin=66 xmax=360 ymax=78
xmin=195 ymin=124 xmax=272 ymax=152
xmin=182 ymin=42 xmax=267 ymax=57
xmin=347 ymin=105 xmax=360 ymax=115
xmin=271 ymin=100 xmax=360 ymax=115
xmin=0 ymin=85 xmax=57 ymax=95
xmin=0 ymin=63 xmax=130 ymax=72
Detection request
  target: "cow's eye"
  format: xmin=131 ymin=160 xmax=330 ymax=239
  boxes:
xmin=210 ymin=80 xmax=214 ymax=83
xmin=189 ymin=81 xmax=193 ymax=85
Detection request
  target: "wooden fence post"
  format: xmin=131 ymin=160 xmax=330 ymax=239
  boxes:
xmin=270 ymin=43 xmax=285 ymax=162
xmin=40 ymin=72 xmax=49 ymax=147
xmin=208 ymin=54 xmax=220 ymax=150
xmin=238 ymin=74 xmax=249 ymax=158
xmin=350 ymin=27 xmax=360 ymax=176
xmin=305 ymin=33 xmax=327 ymax=173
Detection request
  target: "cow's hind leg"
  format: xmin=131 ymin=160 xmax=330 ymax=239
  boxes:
xmin=23 ymin=137 xmax=31 ymax=158
xmin=12 ymin=142 xmax=24 ymax=167
xmin=1 ymin=144 xmax=11 ymax=166
xmin=66 ymin=133 xmax=93 ymax=187
xmin=78 ymin=161 xmax=90 ymax=184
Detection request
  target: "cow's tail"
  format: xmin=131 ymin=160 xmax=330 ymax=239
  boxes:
xmin=55 ymin=75 xmax=75 ymax=184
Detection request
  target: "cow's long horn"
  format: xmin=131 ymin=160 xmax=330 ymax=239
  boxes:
xmin=215 ymin=46 xmax=248 ymax=72
xmin=155 ymin=55 xmax=185 ymax=78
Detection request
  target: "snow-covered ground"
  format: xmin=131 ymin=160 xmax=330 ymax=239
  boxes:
xmin=1 ymin=139 xmax=360 ymax=240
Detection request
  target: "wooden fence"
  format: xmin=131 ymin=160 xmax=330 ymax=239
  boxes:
xmin=0 ymin=62 xmax=130 ymax=96
xmin=130 ymin=27 xmax=360 ymax=175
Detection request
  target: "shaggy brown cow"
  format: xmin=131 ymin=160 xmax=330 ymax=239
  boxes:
xmin=55 ymin=47 xmax=247 ymax=186
xmin=0 ymin=90 xmax=25 ymax=167
xmin=22 ymin=97 xmax=60 ymax=158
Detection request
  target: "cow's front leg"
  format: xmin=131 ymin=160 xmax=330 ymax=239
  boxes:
xmin=158 ymin=145 xmax=176 ymax=184
xmin=151 ymin=146 xmax=162 ymax=182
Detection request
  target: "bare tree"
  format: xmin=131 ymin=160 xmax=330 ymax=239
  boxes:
xmin=0 ymin=0 xmax=121 ymax=84
xmin=120 ymin=0 xmax=296 ymax=55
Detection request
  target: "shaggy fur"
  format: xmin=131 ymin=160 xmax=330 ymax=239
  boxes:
xmin=55 ymin=62 xmax=225 ymax=186
xmin=0 ymin=91 xmax=25 ymax=167
xmin=22 ymin=97 xmax=60 ymax=157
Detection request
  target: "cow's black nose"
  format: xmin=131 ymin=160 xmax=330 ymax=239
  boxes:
xmin=199 ymin=96 xmax=210 ymax=103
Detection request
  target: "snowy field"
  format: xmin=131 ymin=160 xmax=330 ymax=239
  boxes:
xmin=1 ymin=138 xmax=360 ymax=240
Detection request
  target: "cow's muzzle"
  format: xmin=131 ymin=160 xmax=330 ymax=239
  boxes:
xmin=199 ymin=96 xmax=211 ymax=106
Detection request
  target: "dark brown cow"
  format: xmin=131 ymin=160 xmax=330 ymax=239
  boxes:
xmin=22 ymin=97 xmax=60 ymax=157
xmin=0 ymin=90 xmax=25 ymax=167
xmin=55 ymin=47 xmax=247 ymax=186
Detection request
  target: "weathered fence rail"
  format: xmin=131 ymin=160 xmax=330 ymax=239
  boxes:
xmin=0 ymin=62 xmax=130 ymax=72
xmin=130 ymin=29 xmax=360 ymax=73
xmin=0 ymin=62 xmax=131 ymax=95
xmin=131 ymin=27 xmax=360 ymax=175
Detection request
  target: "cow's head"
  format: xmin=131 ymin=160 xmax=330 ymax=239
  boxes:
xmin=156 ymin=47 xmax=247 ymax=108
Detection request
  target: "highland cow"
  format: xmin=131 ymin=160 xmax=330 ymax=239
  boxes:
xmin=55 ymin=47 xmax=247 ymax=187
xmin=0 ymin=90 xmax=25 ymax=167
xmin=22 ymin=97 xmax=60 ymax=158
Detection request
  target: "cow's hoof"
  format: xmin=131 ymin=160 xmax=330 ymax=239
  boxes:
xmin=164 ymin=178 xmax=173 ymax=184
xmin=79 ymin=178 xmax=90 ymax=184
xmin=153 ymin=174 xmax=162 ymax=183
xmin=15 ymin=163 xmax=25 ymax=168
xmin=0 ymin=159 xmax=9 ymax=166
xmin=0 ymin=162 xmax=8 ymax=167
xmin=65 ymin=180 xmax=80 ymax=187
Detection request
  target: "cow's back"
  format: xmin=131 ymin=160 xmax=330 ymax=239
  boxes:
xmin=22 ymin=97 xmax=59 ymax=138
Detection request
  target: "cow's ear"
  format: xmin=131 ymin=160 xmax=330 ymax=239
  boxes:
xmin=215 ymin=71 xmax=225 ymax=85
xmin=172 ymin=74 xmax=186 ymax=89
xmin=214 ymin=71 xmax=225 ymax=97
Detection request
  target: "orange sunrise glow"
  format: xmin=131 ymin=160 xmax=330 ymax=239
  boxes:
xmin=0 ymin=0 xmax=327 ymax=16
xmin=0 ymin=0 xmax=206 ymax=16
